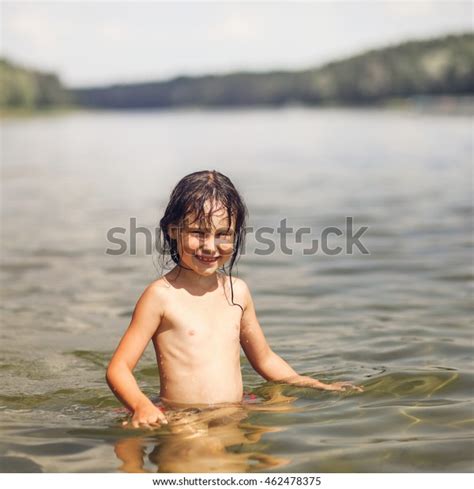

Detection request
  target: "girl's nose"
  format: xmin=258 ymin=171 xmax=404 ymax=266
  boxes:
xmin=202 ymin=233 xmax=217 ymax=253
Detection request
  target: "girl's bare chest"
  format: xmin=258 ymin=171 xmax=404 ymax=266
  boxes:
xmin=161 ymin=290 xmax=242 ymax=341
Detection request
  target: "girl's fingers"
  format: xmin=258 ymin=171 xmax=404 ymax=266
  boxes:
xmin=339 ymin=382 xmax=364 ymax=392
xmin=157 ymin=413 xmax=168 ymax=425
xmin=342 ymin=383 xmax=364 ymax=392
xmin=326 ymin=382 xmax=363 ymax=392
xmin=122 ymin=419 xmax=166 ymax=430
xmin=141 ymin=420 xmax=166 ymax=430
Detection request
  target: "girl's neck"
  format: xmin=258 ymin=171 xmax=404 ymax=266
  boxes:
xmin=168 ymin=264 xmax=220 ymax=292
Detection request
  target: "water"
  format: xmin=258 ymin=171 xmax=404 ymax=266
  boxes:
xmin=0 ymin=107 xmax=472 ymax=472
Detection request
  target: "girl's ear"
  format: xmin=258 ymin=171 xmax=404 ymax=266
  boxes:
xmin=168 ymin=224 xmax=178 ymax=240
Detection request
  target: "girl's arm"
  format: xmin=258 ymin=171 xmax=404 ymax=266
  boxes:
xmin=106 ymin=283 xmax=169 ymax=427
xmin=238 ymin=280 xmax=362 ymax=393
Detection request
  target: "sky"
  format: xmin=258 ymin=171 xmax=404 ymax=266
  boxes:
xmin=1 ymin=1 xmax=472 ymax=88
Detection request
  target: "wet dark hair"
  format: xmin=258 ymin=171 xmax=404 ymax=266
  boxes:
xmin=157 ymin=170 xmax=248 ymax=310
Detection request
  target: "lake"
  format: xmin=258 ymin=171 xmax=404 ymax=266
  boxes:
xmin=0 ymin=107 xmax=472 ymax=472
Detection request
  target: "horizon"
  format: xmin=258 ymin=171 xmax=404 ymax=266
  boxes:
xmin=1 ymin=1 xmax=472 ymax=88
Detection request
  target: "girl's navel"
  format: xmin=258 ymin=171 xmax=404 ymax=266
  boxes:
xmin=188 ymin=329 xmax=196 ymax=336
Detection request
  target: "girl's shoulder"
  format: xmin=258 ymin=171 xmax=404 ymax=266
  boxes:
xmin=143 ymin=276 xmax=175 ymax=300
xmin=218 ymin=271 xmax=246 ymax=288
xmin=218 ymin=272 xmax=251 ymax=304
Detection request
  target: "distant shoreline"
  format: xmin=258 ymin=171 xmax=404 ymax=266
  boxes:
xmin=1 ymin=95 xmax=473 ymax=119
xmin=2 ymin=33 xmax=472 ymax=114
xmin=0 ymin=106 xmax=79 ymax=119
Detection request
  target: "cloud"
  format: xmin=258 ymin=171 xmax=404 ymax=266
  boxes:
xmin=384 ymin=1 xmax=439 ymax=18
xmin=3 ymin=10 xmax=58 ymax=51
xmin=208 ymin=13 xmax=260 ymax=42
xmin=99 ymin=19 xmax=131 ymax=43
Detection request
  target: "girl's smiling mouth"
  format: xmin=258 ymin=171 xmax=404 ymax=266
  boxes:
xmin=194 ymin=254 xmax=220 ymax=264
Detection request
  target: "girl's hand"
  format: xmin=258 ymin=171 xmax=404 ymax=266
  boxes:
xmin=122 ymin=401 xmax=168 ymax=429
xmin=322 ymin=381 xmax=364 ymax=393
xmin=281 ymin=375 xmax=364 ymax=393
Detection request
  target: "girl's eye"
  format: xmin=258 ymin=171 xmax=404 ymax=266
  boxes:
xmin=190 ymin=230 xmax=204 ymax=235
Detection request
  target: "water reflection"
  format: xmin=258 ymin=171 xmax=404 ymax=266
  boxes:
xmin=113 ymin=386 xmax=299 ymax=473
xmin=362 ymin=370 xmax=460 ymax=398
xmin=111 ymin=370 xmax=467 ymax=473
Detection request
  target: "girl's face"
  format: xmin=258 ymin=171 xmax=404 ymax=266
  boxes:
xmin=171 ymin=205 xmax=236 ymax=277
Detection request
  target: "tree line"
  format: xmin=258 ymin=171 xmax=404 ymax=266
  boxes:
xmin=1 ymin=32 xmax=473 ymax=111
xmin=0 ymin=59 xmax=71 ymax=110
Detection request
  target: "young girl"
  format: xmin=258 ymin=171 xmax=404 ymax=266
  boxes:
xmin=106 ymin=170 xmax=362 ymax=429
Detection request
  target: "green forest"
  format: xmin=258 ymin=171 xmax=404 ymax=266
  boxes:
xmin=0 ymin=59 xmax=71 ymax=110
xmin=1 ymin=32 xmax=473 ymax=111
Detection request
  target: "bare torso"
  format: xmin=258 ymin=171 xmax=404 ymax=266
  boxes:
xmin=151 ymin=272 xmax=244 ymax=407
